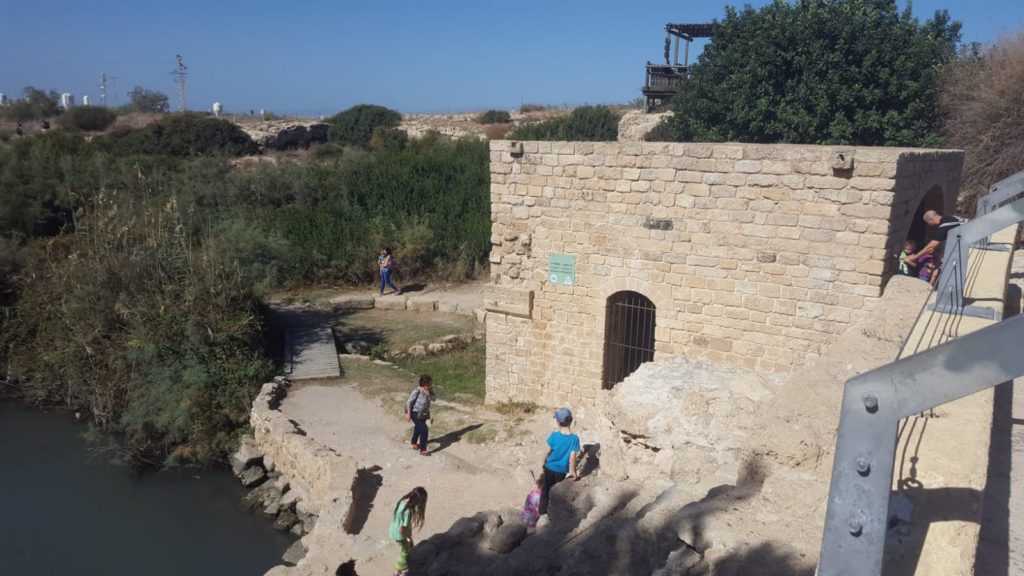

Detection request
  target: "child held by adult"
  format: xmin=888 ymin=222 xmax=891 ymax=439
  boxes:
xmin=406 ymin=375 xmax=436 ymax=456
xmin=539 ymin=407 xmax=581 ymax=517
xmin=389 ymin=487 xmax=428 ymax=576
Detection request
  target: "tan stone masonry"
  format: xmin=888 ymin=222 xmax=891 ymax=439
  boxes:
xmin=486 ymin=141 xmax=963 ymax=405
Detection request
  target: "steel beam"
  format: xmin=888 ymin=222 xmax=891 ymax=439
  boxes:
xmin=819 ymin=315 xmax=1024 ymax=575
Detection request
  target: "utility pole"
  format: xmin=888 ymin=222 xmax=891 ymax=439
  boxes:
xmin=170 ymin=54 xmax=187 ymax=112
xmin=99 ymin=73 xmax=107 ymax=107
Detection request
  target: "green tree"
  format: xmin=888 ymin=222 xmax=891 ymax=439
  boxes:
xmin=57 ymin=106 xmax=117 ymax=132
xmin=0 ymin=86 xmax=60 ymax=121
xmin=652 ymin=0 xmax=961 ymax=146
xmin=478 ymin=109 xmax=512 ymax=124
xmin=327 ymin=104 xmax=402 ymax=147
xmin=128 ymin=86 xmax=170 ymax=113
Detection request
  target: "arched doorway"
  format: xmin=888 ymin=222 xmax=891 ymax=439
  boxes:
xmin=907 ymin=186 xmax=944 ymax=251
xmin=602 ymin=291 xmax=656 ymax=389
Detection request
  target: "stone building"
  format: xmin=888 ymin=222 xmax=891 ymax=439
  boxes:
xmin=485 ymin=141 xmax=963 ymax=406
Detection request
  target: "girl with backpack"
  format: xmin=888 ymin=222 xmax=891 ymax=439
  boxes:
xmin=406 ymin=375 xmax=436 ymax=456
xmin=389 ymin=487 xmax=428 ymax=576
xmin=378 ymin=246 xmax=402 ymax=296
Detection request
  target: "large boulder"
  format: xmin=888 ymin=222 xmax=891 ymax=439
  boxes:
xmin=240 ymin=121 xmax=328 ymax=150
xmin=617 ymin=110 xmax=672 ymax=142
xmin=598 ymin=358 xmax=781 ymax=487
xmin=488 ymin=523 xmax=528 ymax=554
xmin=231 ymin=436 xmax=264 ymax=475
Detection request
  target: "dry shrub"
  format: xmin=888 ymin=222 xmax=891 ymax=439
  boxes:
xmin=519 ymin=103 xmax=547 ymax=113
xmin=483 ymin=123 xmax=513 ymax=140
xmin=940 ymin=31 xmax=1024 ymax=215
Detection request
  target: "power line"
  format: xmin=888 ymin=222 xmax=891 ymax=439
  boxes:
xmin=170 ymin=54 xmax=187 ymax=112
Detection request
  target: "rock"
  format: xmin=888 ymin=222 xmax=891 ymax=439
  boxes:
xmin=263 ymin=500 xmax=281 ymax=518
xmin=374 ymin=295 xmax=408 ymax=310
xmin=240 ymin=121 xmax=329 ymax=150
xmin=448 ymin=516 xmax=484 ymax=542
xmin=488 ymin=523 xmax=528 ymax=554
xmin=437 ymin=301 xmax=458 ymax=314
xmin=241 ymin=483 xmax=277 ymax=511
xmin=483 ymin=511 xmax=504 ymax=534
xmin=329 ymin=295 xmax=375 ymax=310
xmin=440 ymin=334 xmax=460 ymax=343
xmin=617 ymin=110 xmax=672 ymax=142
xmin=240 ymin=465 xmax=268 ymax=488
xmin=290 ymin=523 xmax=305 ymax=537
xmin=408 ymin=345 xmax=427 ymax=356
xmin=274 ymin=509 xmax=299 ymax=531
xmin=231 ymin=436 xmax=264 ymax=476
xmin=407 ymin=297 xmax=438 ymax=312
xmin=474 ymin=308 xmax=487 ymax=323
xmin=279 ymin=488 xmax=300 ymax=510
xmin=281 ymin=539 xmax=308 ymax=566
xmin=344 ymin=340 xmax=370 ymax=355
xmin=428 ymin=342 xmax=451 ymax=353
xmin=263 ymin=452 xmax=276 ymax=474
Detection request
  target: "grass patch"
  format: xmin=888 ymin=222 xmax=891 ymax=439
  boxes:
xmin=493 ymin=401 xmax=539 ymax=417
xmin=396 ymin=341 xmax=485 ymax=403
xmin=334 ymin=309 xmax=477 ymax=355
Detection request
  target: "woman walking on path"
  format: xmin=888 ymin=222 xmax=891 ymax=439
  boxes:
xmin=406 ymin=375 xmax=436 ymax=456
xmin=389 ymin=487 xmax=428 ymax=576
xmin=539 ymin=407 xmax=581 ymax=517
xmin=378 ymin=247 xmax=402 ymax=296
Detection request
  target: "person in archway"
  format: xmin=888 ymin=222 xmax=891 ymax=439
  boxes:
xmin=903 ymin=210 xmax=962 ymax=269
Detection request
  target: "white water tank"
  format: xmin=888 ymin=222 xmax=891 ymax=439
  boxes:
xmin=60 ymin=92 xmax=74 ymax=109
xmin=212 ymin=102 xmax=223 ymax=117
xmin=0 ymin=93 xmax=7 ymax=107
xmin=82 ymin=95 xmax=91 ymax=106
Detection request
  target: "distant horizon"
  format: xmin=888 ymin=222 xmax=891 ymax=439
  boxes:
xmin=1 ymin=0 xmax=1021 ymax=116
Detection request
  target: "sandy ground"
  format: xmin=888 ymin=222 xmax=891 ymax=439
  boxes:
xmin=279 ymin=375 xmax=601 ymax=575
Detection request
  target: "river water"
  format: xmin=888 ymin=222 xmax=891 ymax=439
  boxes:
xmin=0 ymin=402 xmax=294 ymax=575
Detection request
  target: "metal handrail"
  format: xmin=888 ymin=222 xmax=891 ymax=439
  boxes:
xmin=932 ymin=194 xmax=1024 ymax=318
xmin=818 ymin=314 xmax=1024 ymax=576
xmin=978 ymin=169 xmax=1024 ymax=217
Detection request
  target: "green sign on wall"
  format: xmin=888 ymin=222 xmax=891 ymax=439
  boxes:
xmin=548 ymin=253 xmax=576 ymax=286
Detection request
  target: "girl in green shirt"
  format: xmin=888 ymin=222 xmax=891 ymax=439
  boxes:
xmin=389 ymin=487 xmax=428 ymax=576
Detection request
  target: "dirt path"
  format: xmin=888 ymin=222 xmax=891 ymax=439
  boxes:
xmin=279 ymin=373 xmax=597 ymax=575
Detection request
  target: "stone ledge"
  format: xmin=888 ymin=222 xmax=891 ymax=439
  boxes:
xmin=484 ymin=286 xmax=534 ymax=319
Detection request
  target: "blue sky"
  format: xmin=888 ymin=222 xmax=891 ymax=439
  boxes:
xmin=1 ymin=1 xmax=1021 ymax=117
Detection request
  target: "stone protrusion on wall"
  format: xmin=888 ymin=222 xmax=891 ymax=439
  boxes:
xmin=484 ymin=286 xmax=534 ymax=319
xmin=486 ymin=140 xmax=963 ymax=405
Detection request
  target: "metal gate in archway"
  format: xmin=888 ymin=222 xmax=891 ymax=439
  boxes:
xmin=602 ymin=291 xmax=656 ymax=389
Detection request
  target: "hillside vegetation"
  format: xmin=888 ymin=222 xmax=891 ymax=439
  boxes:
xmin=0 ymin=109 xmax=490 ymax=465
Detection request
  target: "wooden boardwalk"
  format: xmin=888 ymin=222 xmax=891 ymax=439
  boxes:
xmin=271 ymin=306 xmax=340 ymax=380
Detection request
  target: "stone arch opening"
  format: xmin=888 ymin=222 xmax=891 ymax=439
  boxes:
xmin=906 ymin=186 xmax=945 ymax=252
xmin=602 ymin=291 xmax=656 ymax=389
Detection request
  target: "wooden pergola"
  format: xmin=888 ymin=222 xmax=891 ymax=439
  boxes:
xmin=642 ymin=23 xmax=714 ymax=112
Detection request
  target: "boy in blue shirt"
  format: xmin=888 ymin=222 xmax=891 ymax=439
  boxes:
xmin=539 ymin=407 xmax=581 ymax=516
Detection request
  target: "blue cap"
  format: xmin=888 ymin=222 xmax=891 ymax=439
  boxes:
xmin=554 ymin=407 xmax=572 ymax=424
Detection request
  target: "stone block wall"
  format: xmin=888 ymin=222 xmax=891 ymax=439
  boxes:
xmin=486 ymin=141 xmax=963 ymax=406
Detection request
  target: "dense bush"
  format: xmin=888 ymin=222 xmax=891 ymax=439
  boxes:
xmin=478 ymin=110 xmax=512 ymax=124
xmin=56 ymin=106 xmax=118 ymax=132
xmin=651 ymin=0 xmax=960 ymax=146
xmin=97 ymin=114 xmax=258 ymax=157
xmin=510 ymin=106 xmax=619 ymax=141
xmin=939 ymin=33 xmax=1024 ymax=215
xmin=4 ymin=196 xmax=273 ymax=465
xmin=369 ymin=126 xmax=408 ymax=152
xmin=327 ymin=104 xmax=402 ymax=148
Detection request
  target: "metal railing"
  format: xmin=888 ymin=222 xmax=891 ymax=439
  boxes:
xmin=818 ymin=314 xmax=1024 ymax=575
xmin=931 ymin=170 xmax=1024 ymax=318
xmin=818 ymin=172 xmax=1024 ymax=575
